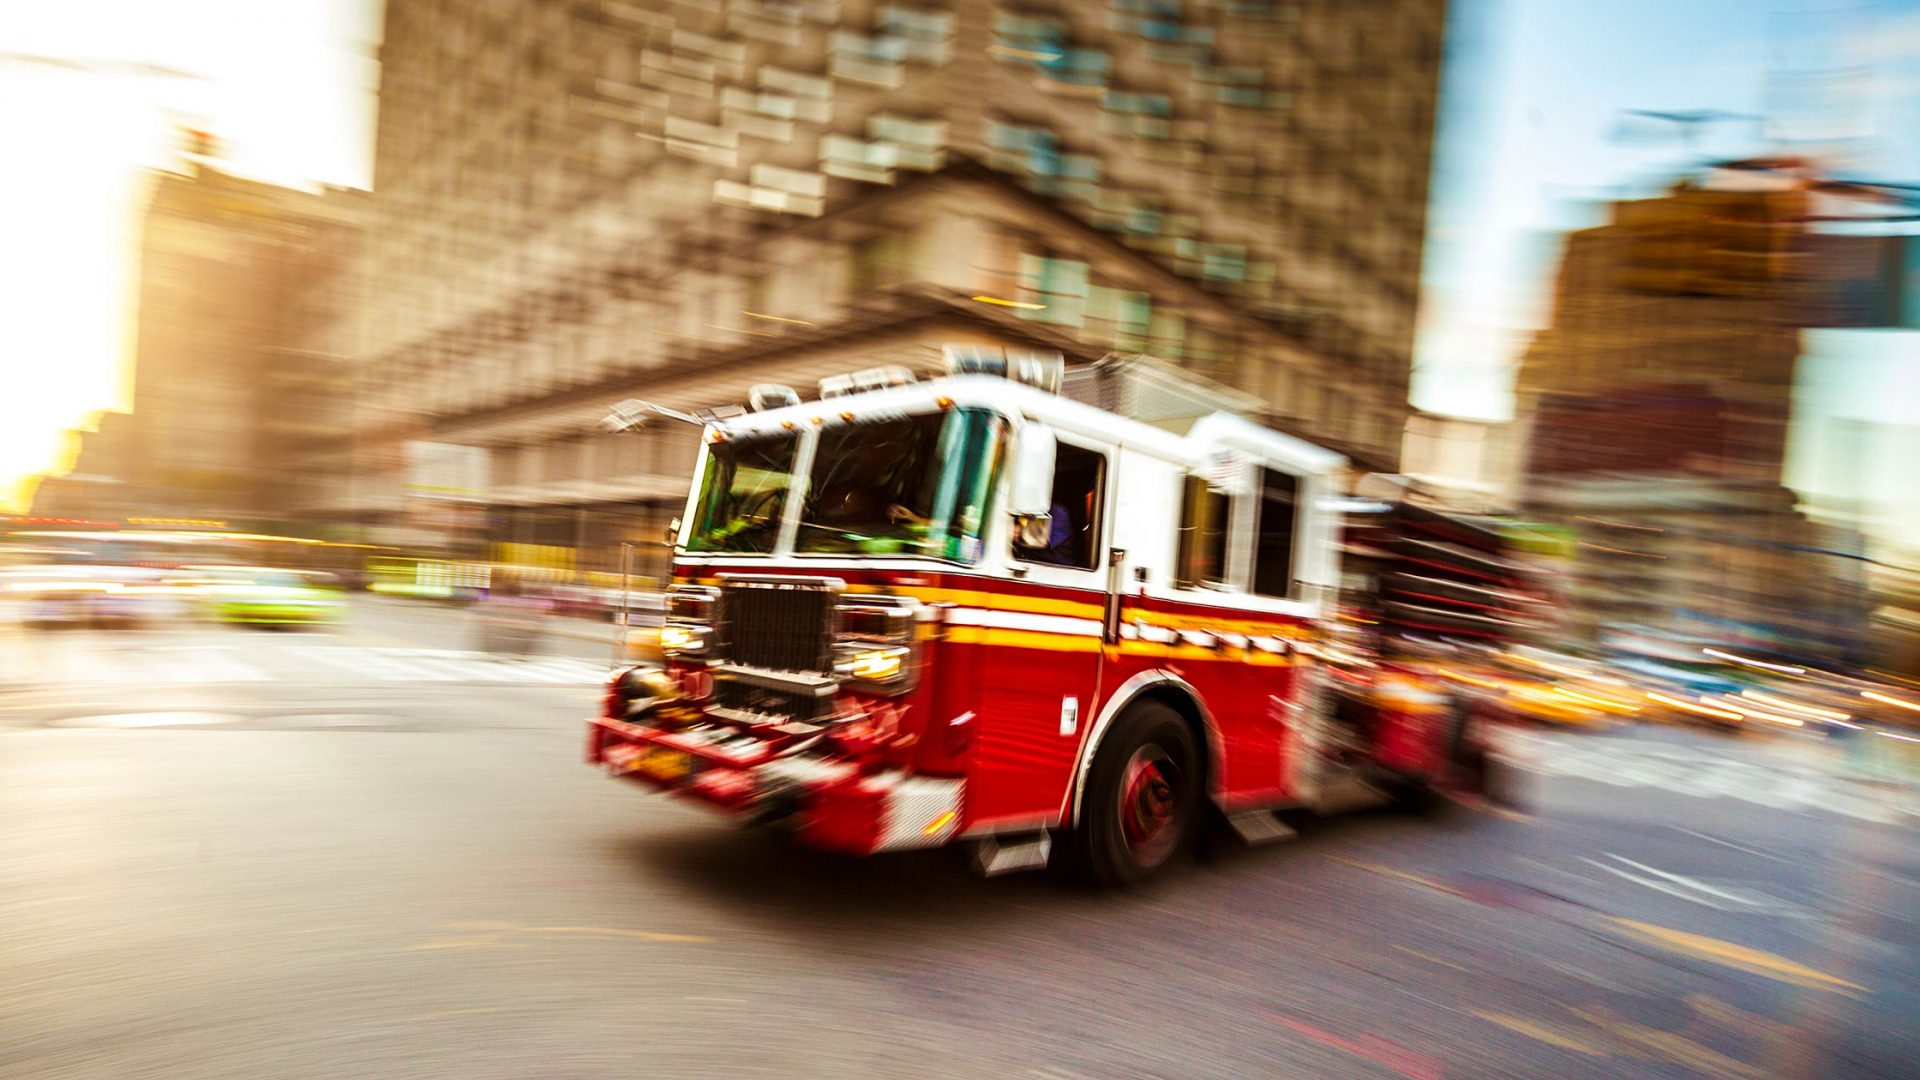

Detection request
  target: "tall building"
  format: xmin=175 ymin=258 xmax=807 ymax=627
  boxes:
xmin=37 ymin=145 xmax=366 ymax=528
xmin=334 ymin=0 xmax=1449 ymax=573
xmin=1516 ymin=172 xmax=1806 ymax=484
xmin=1512 ymin=165 xmax=1874 ymax=658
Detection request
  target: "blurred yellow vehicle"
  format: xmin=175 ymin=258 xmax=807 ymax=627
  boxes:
xmin=1433 ymin=664 xmax=1640 ymax=728
xmin=181 ymin=566 xmax=348 ymax=627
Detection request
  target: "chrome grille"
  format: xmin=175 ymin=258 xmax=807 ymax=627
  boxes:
xmin=719 ymin=576 xmax=836 ymax=674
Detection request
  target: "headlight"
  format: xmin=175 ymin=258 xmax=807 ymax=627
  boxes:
xmin=662 ymin=584 xmax=719 ymax=658
xmin=659 ymin=624 xmax=711 ymax=653
xmin=835 ymin=595 xmax=918 ymax=690
xmin=845 ymin=645 xmax=911 ymax=681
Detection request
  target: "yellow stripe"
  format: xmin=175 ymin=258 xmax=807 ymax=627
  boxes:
xmin=681 ymin=575 xmax=1309 ymax=639
xmin=938 ymin=627 xmax=1301 ymax=662
xmin=943 ymin=626 xmax=1101 ymax=653
xmin=1472 ymin=1012 xmax=1610 ymax=1057
xmin=1605 ymin=918 xmax=1866 ymax=994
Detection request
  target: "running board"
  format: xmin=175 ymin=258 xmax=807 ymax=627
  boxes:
xmin=1226 ymin=810 xmax=1298 ymax=846
xmin=971 ymin=832 xmax=1051 ymax=877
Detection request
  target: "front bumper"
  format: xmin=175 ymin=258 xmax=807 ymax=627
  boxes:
xmin=586 ymin=716 xmax=962 ymax=855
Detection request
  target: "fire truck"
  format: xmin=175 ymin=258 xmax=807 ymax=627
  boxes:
xmin=587 ymin=351 xmax=1515 ymax=884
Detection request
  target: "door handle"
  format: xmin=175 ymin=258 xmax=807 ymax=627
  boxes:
xmin=1102 ymin=548 xmax=1126 ymax=645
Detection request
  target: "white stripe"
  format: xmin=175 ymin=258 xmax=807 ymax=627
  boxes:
xmin=173 ymin=648 xmax=272 ymax=683
xmin=941 ymin=608 xmax=1103 ymax=637
xmin=391 ymin=649 xmax=604 ymax=684
xmin=306 ymin=647 xmax=430 ymax=681
xmin=383 ymin=649 xmax=501 ymax=681
xmin=514 ymin=659 xmax=613 ymax=683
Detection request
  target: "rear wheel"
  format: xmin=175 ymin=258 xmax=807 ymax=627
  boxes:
xmin=1064 ymin=703 xmax=1200 ymax=886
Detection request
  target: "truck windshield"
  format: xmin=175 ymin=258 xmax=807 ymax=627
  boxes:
xmin=686 ymin=431 xmax=800 ymax=553
xmin=796 ymin=407 xmax=1005 ymax=562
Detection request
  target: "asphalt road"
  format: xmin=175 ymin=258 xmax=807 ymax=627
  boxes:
xmin=3 ymin=597 xmax=1917 ymax=1078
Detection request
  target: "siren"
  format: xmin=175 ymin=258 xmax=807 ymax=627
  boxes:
xmin=941 ymin=345 xmax=1064 ymax=393
xmin=749 ymin=384 xmax=800 ymax=411
xmin=819 ymin=365 xmax=917 ymax=399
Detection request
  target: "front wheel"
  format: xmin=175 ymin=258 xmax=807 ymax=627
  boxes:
xmin=1062 ymin=703 xmax=1201 ymax=886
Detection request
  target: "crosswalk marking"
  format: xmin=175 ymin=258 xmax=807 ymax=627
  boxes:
xmin=1 ymin=642 xmax=612 ymax=689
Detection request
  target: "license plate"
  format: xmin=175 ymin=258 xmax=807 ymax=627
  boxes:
xmin=621 ymin=745 xmax=691 ymax=783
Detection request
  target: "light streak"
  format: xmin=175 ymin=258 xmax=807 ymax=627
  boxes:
xmin=1646 ymin=691 xmax=1744 ymax=721
xmin=1702 ymin=648 xmax=1804 ymax=674
xmin=1863 ymin=690 xmax=1920 ymax=714
xmin=1739 ymin=690 xmax=1849 ymax=721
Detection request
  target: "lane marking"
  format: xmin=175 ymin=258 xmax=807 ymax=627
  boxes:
xmin=1326 ymin=856 xmax=1466 ymax=899
xmin=408 ymin=922 xmax=712 ymax=952
xmin=1472 ymin=1011 xmax=1609 ymax=1057
xmin=1603 ymin=918 xmax=1866 ymax=995
xmin=1671 ymin=827 xmax=1790 ymax=864
xmin=1582 ymin=854 xmax=1772 ymax=912
xmin=1393 ymin=945 xmax=1472 ymax=974
xmin=404 ymin=936 xmax=512 ymax=951
xmin=1563 ymin=1005 xmax=1763 ymax=1079
xmin=520 ymin=925 xmax=710 ymax=944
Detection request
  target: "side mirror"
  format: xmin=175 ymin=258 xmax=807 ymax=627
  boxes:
xmin=665 ymin=517 xmax=682 ymax=546
xmin=1009 ymin=422 xmax=1056 ymax=519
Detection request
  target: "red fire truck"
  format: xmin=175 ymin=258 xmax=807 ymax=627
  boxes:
xmin=587 ymin=352 xmax=1510 ymax=884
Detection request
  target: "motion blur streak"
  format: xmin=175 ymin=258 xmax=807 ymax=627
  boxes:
xmin=4 ymin=0 xmax=1920 ymax=1077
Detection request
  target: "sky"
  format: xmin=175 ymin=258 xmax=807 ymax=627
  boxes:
xmin=0 ymin=0 xmax=1916 ymax=537
xmin=0 ymin=0 xmax=380 ymax=512
xmin=1414 ymin=0 xmax=1920 ymax=421
xmin=1414 ymin=0 xmax=1920 ymax=557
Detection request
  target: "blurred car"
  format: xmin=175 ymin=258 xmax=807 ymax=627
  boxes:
xmin=185 ymin=566 xmax=347 ymax=628
xmin=4 ymin=565 xmax=169 ymax=628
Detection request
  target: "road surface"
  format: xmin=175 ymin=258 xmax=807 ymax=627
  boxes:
xmin=2 ymin=596 xmax=1916 ymax=1078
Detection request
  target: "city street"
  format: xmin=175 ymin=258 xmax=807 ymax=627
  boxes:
xmin=3 ymin=597 xmax=1917 ymax=1079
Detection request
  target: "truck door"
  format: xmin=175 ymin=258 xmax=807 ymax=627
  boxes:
xmin=968 ymin=437 xmax=1110 ymax=831
xmin=1152 ymin=466 xmax=1290 ymax=803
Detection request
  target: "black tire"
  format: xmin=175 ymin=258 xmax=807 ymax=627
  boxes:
xmin=1062 ymin=703 xmax=1201 ymax=887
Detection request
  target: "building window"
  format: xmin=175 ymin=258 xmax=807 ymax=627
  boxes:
xmin=1017 ymin=254 xmax=1088 ymax=327
xmin=1148 ymin=308 xmax=1185 ymax=358
xmin=1088 ymin=286 xmax=1151 ymax=350
xmin=851 ymin=232 xmax=905 ymax=294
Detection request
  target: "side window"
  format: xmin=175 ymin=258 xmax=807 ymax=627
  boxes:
xmin=1174 ymin=474 xmax=1230 ymax=589
xmin=1012 ymin=442 xmax=1105 ymax=571
xmin=1251 ymin=467 xmax=1300 ymax=599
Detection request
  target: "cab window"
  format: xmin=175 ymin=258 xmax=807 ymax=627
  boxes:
xmin=1012 ymin=442 xmax=1105 ymax=571
xmin=1174 ymin=475 xmax=1230 ymax=589
xmin=1251 ymin=467 xmax=1300 ymax=598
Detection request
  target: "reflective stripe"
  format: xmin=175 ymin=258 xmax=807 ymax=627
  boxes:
xmin=940 ymin=607 xmax=1103 ymax=637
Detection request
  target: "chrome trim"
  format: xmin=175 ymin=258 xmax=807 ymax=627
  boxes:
xmin=716 ymin=573 xmax=846 ymax=591
xmin=712 ymin=663 xmax=839 ymax=697
xmin=709 ymin=704 xmax=824 ymax=730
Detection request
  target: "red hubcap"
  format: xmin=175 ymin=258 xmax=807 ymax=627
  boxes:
xmin=1120 ymin=747 xmax=1181 ymax=860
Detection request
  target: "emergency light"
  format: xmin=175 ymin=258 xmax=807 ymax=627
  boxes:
xmin=820 ymin=366 xmax=917 ymax=398
xmin=749 ymin=384 xmax=801 ymax=411
xmin=941 ymin=345 xmax=1064 ymax=393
